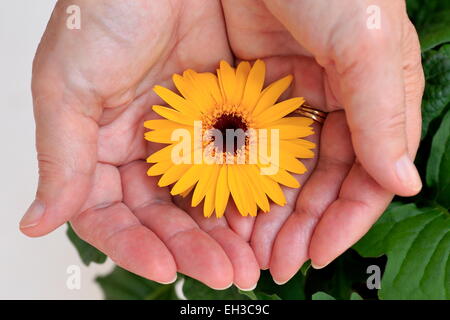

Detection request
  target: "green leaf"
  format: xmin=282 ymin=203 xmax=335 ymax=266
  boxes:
xmin=354 ymin=203 xmax=450 ymax=299
xmin=96 ymin=266 xmax=178 ymax=300
xmin=254 ymin=270 xmax=306 ymax=300
xmin=312 ymin=292 xmax=336 ymax=300
xmin=350 ymin=292 xmax=363 ymax=300
xmin=66 ymin=223 xmax=107 ymax=266
xmin=419 ymin=10 xmax=450 ymax=52
xmin=300 ymin=260 xmax=311 ymax=276
xmin=426 ymin=109 xmax=450 ymax=208
xmin=182 ymin=277 xmax=249 ymax=300
xmin=238 ymin=290 xmax=281 ymax=300
xmin=421 ymin=45 xmax=450 ymax=138
xmin=304 ymin=250 xmax=375 ymax=300
xmin=407 ymin=0 xmax=450 ymax=35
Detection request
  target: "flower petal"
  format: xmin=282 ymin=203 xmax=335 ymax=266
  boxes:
xmin=268 ymin=117 xmax=314 ymax=127
xmin=218 ymin=60 xmax=236 ymax=104
xmin=152 ymin=105 xmax=197 ymax=126
xmin=203 ymin=166 xmax=220 ymax=217
xmin=172 ymin=73 xmax=209 ymax=113
xmin=197 ymin=72 xmax=223 ymax=106
xmin=254 ymin=97 xmax=305 ymax=126
xmin=268 ymin=125 xmax=314 ymax=139
xmin=266 ymin=167 xmax=300 ymax=188
xmin=147 ymin=161 xmax=172 ymax=176
xmin=289 ymin=138 xmax=316 ymax=149
xmin=192 ymin=164 xmax=219 ymax=206
xmin=280 ymin=140 xmax=315 ymax=158
xmin=241 ymin=59 xmax=265 ymax=112
xmin=253 ymin=75 xmax=293 ymax=116
xmin=144 ymin=119 xmax=180 ymax=130
xmin=242 ymin=165 xmax=270 ymax=213
xmin=146 ymin=144 xmax=175 ymax=163
xmin=232 ymin=61 xmax=251 ymax=106
xmin=158 ymin=164 xmax=191 ymax=187
xmin=215 ymin=165 xmax=230 ymax=218
xmin=280 ymin=153 xmax=308 ymax=174
xmin=249 ymin=165 xmax=286 ymax=206
xmin=145 ymin=127 xmax=193 ymax=144
xmin=228 ymin=165 xmax=248 ymax=216
xmin=170 ymin=165 xmax=203 ymax=195
xmin=153 ymin=85 xmax=201 ymax=117
xmin=236 ymin=165 xmax=258 ymax=216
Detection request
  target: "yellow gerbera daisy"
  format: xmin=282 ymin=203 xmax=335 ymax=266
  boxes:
xmin=144 ymin=60 xmax=315 ymax=218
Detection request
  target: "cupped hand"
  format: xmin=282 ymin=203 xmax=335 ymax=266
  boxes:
xmin=221 ymin=0 xmax=424 ymax=283
xmin=22 ymin=0 xmax=424 ymax=290
xmin=21 ymin=0 xmax=261 ymax=290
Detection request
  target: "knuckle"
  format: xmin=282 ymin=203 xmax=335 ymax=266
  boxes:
xmin=379 ymin=110 xmax=407 ymax=135
xmin=351 ymin=109 xmax=406 ymax=138
xmin=37 ymin=152 xmax=73 ymax=181
xmin=295 ymin=194 xmax=323 ymax=219
xmin=37 ymin=150 xmax=95 ymax=182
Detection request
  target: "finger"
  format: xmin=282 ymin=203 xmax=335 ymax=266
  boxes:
xmin=250 ymin=187 xmax=298 ymax=270
xmin=309 ymin=162 xmax=393 ymax=268
xmin=120 ymin=161 xmax=234 ymax=290
xmin=250 ymin=55 xmax=324 ymax=270
xmin=70 ymin=163 xmax=177 ymax=283
xmin=72 ymin=204 xmax=178 ymax=284
xmin=326 ymin=18 xmax=422 ymax=196
xmin=270 ymin=111 xmax=354 ymax=283
xmin=175 ymin=197 xmax=260 ymax=291
xmin=251 ymin=154 xmax=318 ymax=270
xmin=402 ymin=19 xmax=425 ymax=157
xmin=20 ymin=86 xmax=99 ymax=236
xmin=224 ymin=202 xmax=255 ymax=242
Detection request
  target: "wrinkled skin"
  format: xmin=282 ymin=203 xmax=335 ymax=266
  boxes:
xmin=22 ymin=0 xmax=424 ymax=289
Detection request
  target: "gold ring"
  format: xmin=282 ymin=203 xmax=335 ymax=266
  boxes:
xmin=294 ymin=104 xmax=327 ymax=124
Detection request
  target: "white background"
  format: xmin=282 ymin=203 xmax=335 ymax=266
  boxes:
xmin=0 ymin=0 xmax=114 ymax=299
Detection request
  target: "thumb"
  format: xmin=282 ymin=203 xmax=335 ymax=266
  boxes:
xmin=20 ymin=78 xmax=98 ymax=237
xmin=330 ymin=32 xmax=422 ymax=196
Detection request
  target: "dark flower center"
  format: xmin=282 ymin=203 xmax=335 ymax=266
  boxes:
xmin=212 ymin=114 xmax=248 ymax=154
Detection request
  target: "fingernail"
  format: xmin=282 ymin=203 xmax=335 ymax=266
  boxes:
xmin=395 ymin=154 xmax=422 ymax=193
xmin=311 ymin=261 xmax=328 ymax=270
xmin=20 ymin=199 xmax=45 ymax=229
xmin=235 ymin=283 xmax=257 ymax=291
xmin=273 ymin=277 xmax=290 ymax=285
xmin=158 ymin=274 xmax=177 ymax=285
xmin=211 ymin=282 xmax=233 ymax=290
